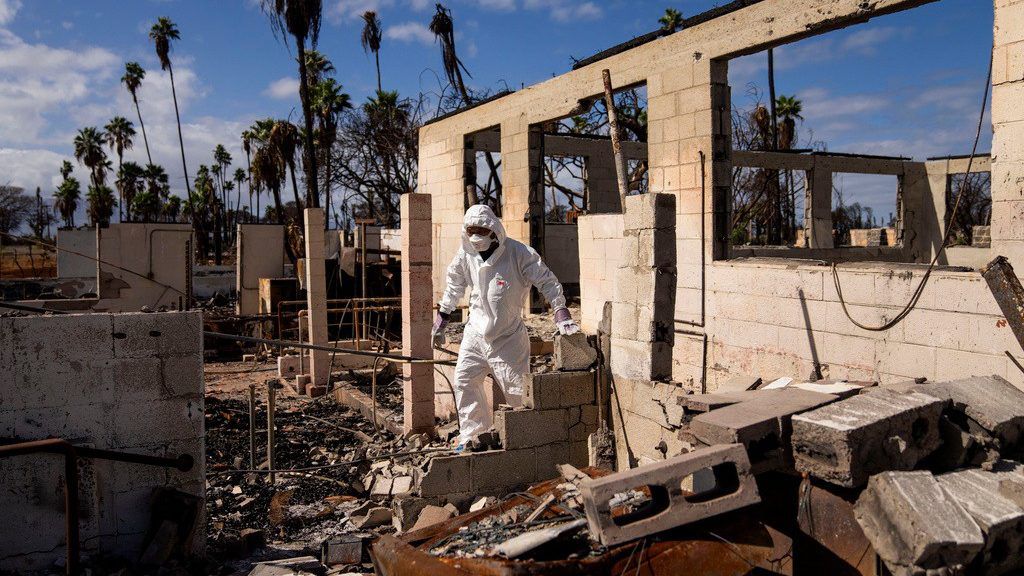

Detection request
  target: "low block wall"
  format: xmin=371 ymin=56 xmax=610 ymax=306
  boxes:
xmin=0 ymin=311 xmax=205 ymax=572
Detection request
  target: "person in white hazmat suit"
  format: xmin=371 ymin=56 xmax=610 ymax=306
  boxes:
xmin=432 ymin=204 xmax=580 ymax=451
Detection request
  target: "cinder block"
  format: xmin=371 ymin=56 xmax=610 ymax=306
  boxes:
xmin=854 ymin=471 xmax=984 ymax=575
xmin=581 ymin=443 xmax=760 ymax=547
xmin=495 ymin=408 xmax=568 ymax=449
xmin=112 ymin=311 xmax=202 ymax=358
xmin=689 ymin=389 xmax=837 ymax=473
xmin=534 ymin=442 xmax=570 ymax=481
xmin=470 ymin=449 xmax=537 ymax=493
xmin=914 ymin=376 xmax=1024 ymax=449
xmin=623 ymin=192 xmax=675 ymax=231
xmin=610 ymin=338 xmax=673 ymax=381
xmin=792 ymin=389 xmax=945 ymax=488
xmin=554 ymin=333 xmax=598 ymax=371
xmin=938 ymin=463 xmax=1024 ymax=575
xmin=523 ymin=371 xmax=595 ymax=410
xmin=278 ymin=355 xmax=301 ymax=378
xmin=418 ymin=455 xmax=471 ymax=498
xmin=681 ymin=391 xmax=760 ymax=413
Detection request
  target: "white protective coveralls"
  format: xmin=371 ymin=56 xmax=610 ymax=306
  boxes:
xmin=438 ymin=205 xmax=567 ymax=443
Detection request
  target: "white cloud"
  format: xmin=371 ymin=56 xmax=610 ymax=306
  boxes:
xmin=263 ymin=76 xmax=300 ymax=100
xmin=523 ymin=0 xmax=602 ymax=22
xmin=840 ymin=27 xmax=904 ymax=55
xmin=329 ymin=0 xmax=394 ymax=22
xmin=385 ymin=22 xmax=434 ymax=46
xmin=474 ymin=0 xmax=516 ymax=11
xmin=0 ymin=0 xmax=21 ymax=26
xmin=408 ymin=0 xmax=431 ymax=10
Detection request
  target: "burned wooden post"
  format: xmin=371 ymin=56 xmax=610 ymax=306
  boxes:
xmin=602 ymin=69 xmax=629 ymax=211
xmin=982 ymin=256 xmax=1024 ymax=352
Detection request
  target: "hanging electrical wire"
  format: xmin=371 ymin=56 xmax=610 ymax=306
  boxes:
xmin=832 ymin=51 xmax=993 ymax=332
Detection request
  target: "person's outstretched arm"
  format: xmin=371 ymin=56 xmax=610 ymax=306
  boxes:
xmin=520 ymin=246 xmax=578 ymax=334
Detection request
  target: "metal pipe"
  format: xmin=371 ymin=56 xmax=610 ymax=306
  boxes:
xmin=0 ymin=438 xmax=192 ymax=576
xmin=267 ymin=381 xmax=276 ymax=484
xmin=248 ymin=383 xmax=257 ymax=469
xmin=602 ymin=68 xmax=629 ymax=210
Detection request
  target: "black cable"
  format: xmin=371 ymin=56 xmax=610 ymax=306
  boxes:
xmin=832 ymin=50 xmax=993 ymax=332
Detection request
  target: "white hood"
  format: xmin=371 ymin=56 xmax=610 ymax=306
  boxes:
xmin=461 ymin=204 xmax=506 ymax=254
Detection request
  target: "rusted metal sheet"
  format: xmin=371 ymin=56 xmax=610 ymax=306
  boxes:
xmin=371 ymin=468 xmax=792 ymax=576
xmin=795 ymin=477 xmax=878 ymax=576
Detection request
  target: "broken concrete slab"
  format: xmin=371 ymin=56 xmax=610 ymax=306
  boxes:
xmin=913 ymin=376 xmax=1024 ymax=449
xmin=409 ymin=504 xmax=456 ymax=532
xmin=249 ymin=556 xmax=326 ymax=576
xmin=352 ymin=507 xmax=392 ymax=530
xmin=999 ymin=478 xmax=1024 ymax=509
xmin=581 ymin=443 xmax=760 ymax=547
xmin=792 ymin=389 xmax=945 ymax=488
xmin=938 ymin=462 xmax=1024 ymax=575
xmin=790 ymin=381 xmax=867 ymax=398
xmin=554 ymin=333 xmax=598 ymax=371
xmin=392 ymin=497 xmax=430 ymax=533
xmin=688 ymin=388 xmax=837 ymax=472
xmin=854 ymin=471 xmax=984 ymax=576
xmin=680 ymin=390 xmax=760 ymax=413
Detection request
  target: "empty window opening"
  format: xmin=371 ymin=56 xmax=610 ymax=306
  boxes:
xmin=946 ymin=171 xmax=991 ymax=246
xmin=833 ymin=174 xmax=901 ymax=247
xmin=544 ymin=155 xmax=586 ymax=223
xmin=723 ymin=0 xmax=992 ymax=261
xmin=464 ymin=126 xmax=502 ymax=216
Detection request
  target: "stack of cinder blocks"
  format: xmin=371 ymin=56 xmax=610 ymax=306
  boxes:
xmin=610 ymin=193 xmax=676 ymax=381
xmin=415 ymin=334 xmax=599 ymax=505
xmin=401 ymin=193 xmax=435 ymax=436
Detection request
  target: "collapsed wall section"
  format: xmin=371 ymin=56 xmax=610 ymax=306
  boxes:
xmin=0 ymin=311 xmax=206 ymax=572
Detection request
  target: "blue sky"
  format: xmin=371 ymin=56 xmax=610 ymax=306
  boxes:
xmin=0 ymin=0 xmax=993 ymax=223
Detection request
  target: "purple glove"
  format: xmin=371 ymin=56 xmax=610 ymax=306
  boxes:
xmin=432 ymin=311 xmax=450 ymax=347
xmin=554 ymin=307 xmax=580 ymax=336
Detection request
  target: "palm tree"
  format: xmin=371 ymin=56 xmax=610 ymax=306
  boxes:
xmin=775 ymin=95 xmax=803 ymax=151
xmin=105 ymin=116 xmax=135 ymax=222
xmin=234 ymin=168 xmax=247 ymax=222
xmin=143 ymin=163 xmax=170 ymax=200
xmin=149 ymin=17 xmax=192 ymax=211
xmin=249 ymin=118 xmax=286 ymax=225
xmin=86 ymin=185 xmax=116 ymax=227
xmin=116 ymin=161 xmax=145 ymax=221
xmin=429 ymin=4 xmax=472 ymax=106
xmin=121 ymin=62 xmax=153 ymax=165
xmin=659 ymin=8 xmax=683 ymax=32
xmin=361 ymin=11 xmax=383 ymax=93
xmin=261 ymin=0 xmax=324 ymax=209
xmin=73 ymin=127 xmax=107 ymax=190
xmin=131 ymin=189 xmax=162 ymax=222
xmin=53 ymin=177 xmax=81 ymax=228
xmin=270 ymin=120 xmax=304 ymax=213
xmin=304 ymin=49 xmax=335 ymax=85
xmin=163 ymin=195 xmax=182 ymax=223
xmin=312 ymin=78 xmax=351 ymax=227
xmin=60 ymin=160 xmax=74 ymax=181
xmin=242 ymin=129 xmax=256 ymax=222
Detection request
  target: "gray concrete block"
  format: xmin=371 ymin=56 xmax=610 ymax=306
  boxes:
xmin=623 ymin=192 xmax=675 ymax=231
xmin=523 ymin=371 xmax=595 ymax=410
xmin=418 ymin=455 xmax=472 ymax=498
xmin=495 ymin=408 xmax=568 ymax=449
xmin=915 ymin=376 xmax=1024 ymax=449
xmin=470 ymin=449 xmax=537 ymax=493
xmin=554 ymin=333 xmax=598 ymax=371
xmin=534 ymin=442 xmax=570 ymax=481
xmin=854 ymin=471 xmax=984 ymax=575
xmin=938 ymin=463 xmax=1024 ymax=575
xmin=581 ymin=444 xmax=760 ymax=547
xmin=792 ymin=389 xmax=945 ymax=488
xmin=688 ymin=389 xmax=837 ymax=473
xmin=112 ymin=311 xmax=202 ymax=358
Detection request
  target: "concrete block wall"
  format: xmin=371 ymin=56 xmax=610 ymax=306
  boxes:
xmin=236 ymin=224 xmax=286 ymax=315
xmin=56 ymin=228 xmax=98 ymax=279
xmin=992 ymin=0 xmax=1024 ymax=265
xmin=95 ymin=223 xmax=193 ymax=313
xmin=577 ymin=214 xmax=624 ymax=333
xmin=0 ymin=311 xmax=205 ymax=572
xmin=418 ymin=370 xmax=598 ymax=500
xmin=418 ymin=0 xmax=1024 ymax=469
xmin=401 ymin=194 xmax=435 ymax=435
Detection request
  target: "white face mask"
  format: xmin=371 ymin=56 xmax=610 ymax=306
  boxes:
xmin=467 ymin=233 xmax=494 ymax=252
